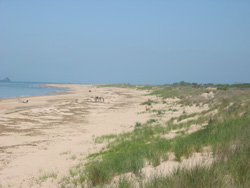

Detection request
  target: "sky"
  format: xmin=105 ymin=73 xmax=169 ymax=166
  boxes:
xmin=0 ymin=0 xmax=250 ymax=84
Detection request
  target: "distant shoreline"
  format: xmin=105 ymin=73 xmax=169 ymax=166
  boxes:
xmin=0 ymin=82 xmax=69 ymax=99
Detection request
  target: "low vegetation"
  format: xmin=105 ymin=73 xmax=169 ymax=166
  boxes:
xmin=60 ymin=82 xmax=250 ymax=188
xmin=34 ymin=171 xmax=58 ymax=185
xmin=141 ymin=99 xmax=158 ymax=106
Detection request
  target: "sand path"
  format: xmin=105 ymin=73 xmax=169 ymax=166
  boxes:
xmin=0 ymin=85 xmax=152 ymax=187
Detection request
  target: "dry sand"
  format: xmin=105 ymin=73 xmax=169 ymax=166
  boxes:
xmin=0 ymin=84 xmax=154 ymax=187
xmin=0 ymin=85 xmax=211 ymax=187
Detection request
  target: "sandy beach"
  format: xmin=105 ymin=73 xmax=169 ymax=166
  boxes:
xmin=2 ymin=1 xmax=249 ymax=186
xmin=0 ymin=84 xmax=154 ymax=187
xmin=1 ymin=84 xmax=249 ymax=187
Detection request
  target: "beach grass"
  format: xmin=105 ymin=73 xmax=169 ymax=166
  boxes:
xmin=60 ymin=84 xmax=250 ymax=188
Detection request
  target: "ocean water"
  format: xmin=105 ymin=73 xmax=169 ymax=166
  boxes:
xmin=0 ymin=82 xmax=64 ymax=98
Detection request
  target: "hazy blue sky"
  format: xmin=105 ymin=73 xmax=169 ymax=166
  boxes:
xmin=1 ymin=0 xmax=250 ymax=84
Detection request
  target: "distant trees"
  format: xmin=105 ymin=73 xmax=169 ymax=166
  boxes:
xmin=173 ymin=81 xmax=192 ymax=86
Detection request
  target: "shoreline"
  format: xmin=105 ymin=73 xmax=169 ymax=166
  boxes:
xmin=0 ymin=84 xmax=72 ymax=101
xmin=0 ymin=84 xmax=152 ymax=187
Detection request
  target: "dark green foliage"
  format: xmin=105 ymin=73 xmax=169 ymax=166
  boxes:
xmin=135 ymin=122 xmax=142 ymax=128
xmin=173 ymin=81 xmax=192 ymax=86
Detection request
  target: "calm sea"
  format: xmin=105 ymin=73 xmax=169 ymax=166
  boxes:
xmin=0 ymin=82 xmax=65 ymax=98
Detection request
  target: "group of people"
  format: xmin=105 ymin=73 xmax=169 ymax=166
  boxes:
xmin=94 ymin=96 xmax=104 ymax=102
xmin=18 ymin=99 xmax=29 ymax=103
xmin=90 ymin=89 xmax=105 ymax=103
